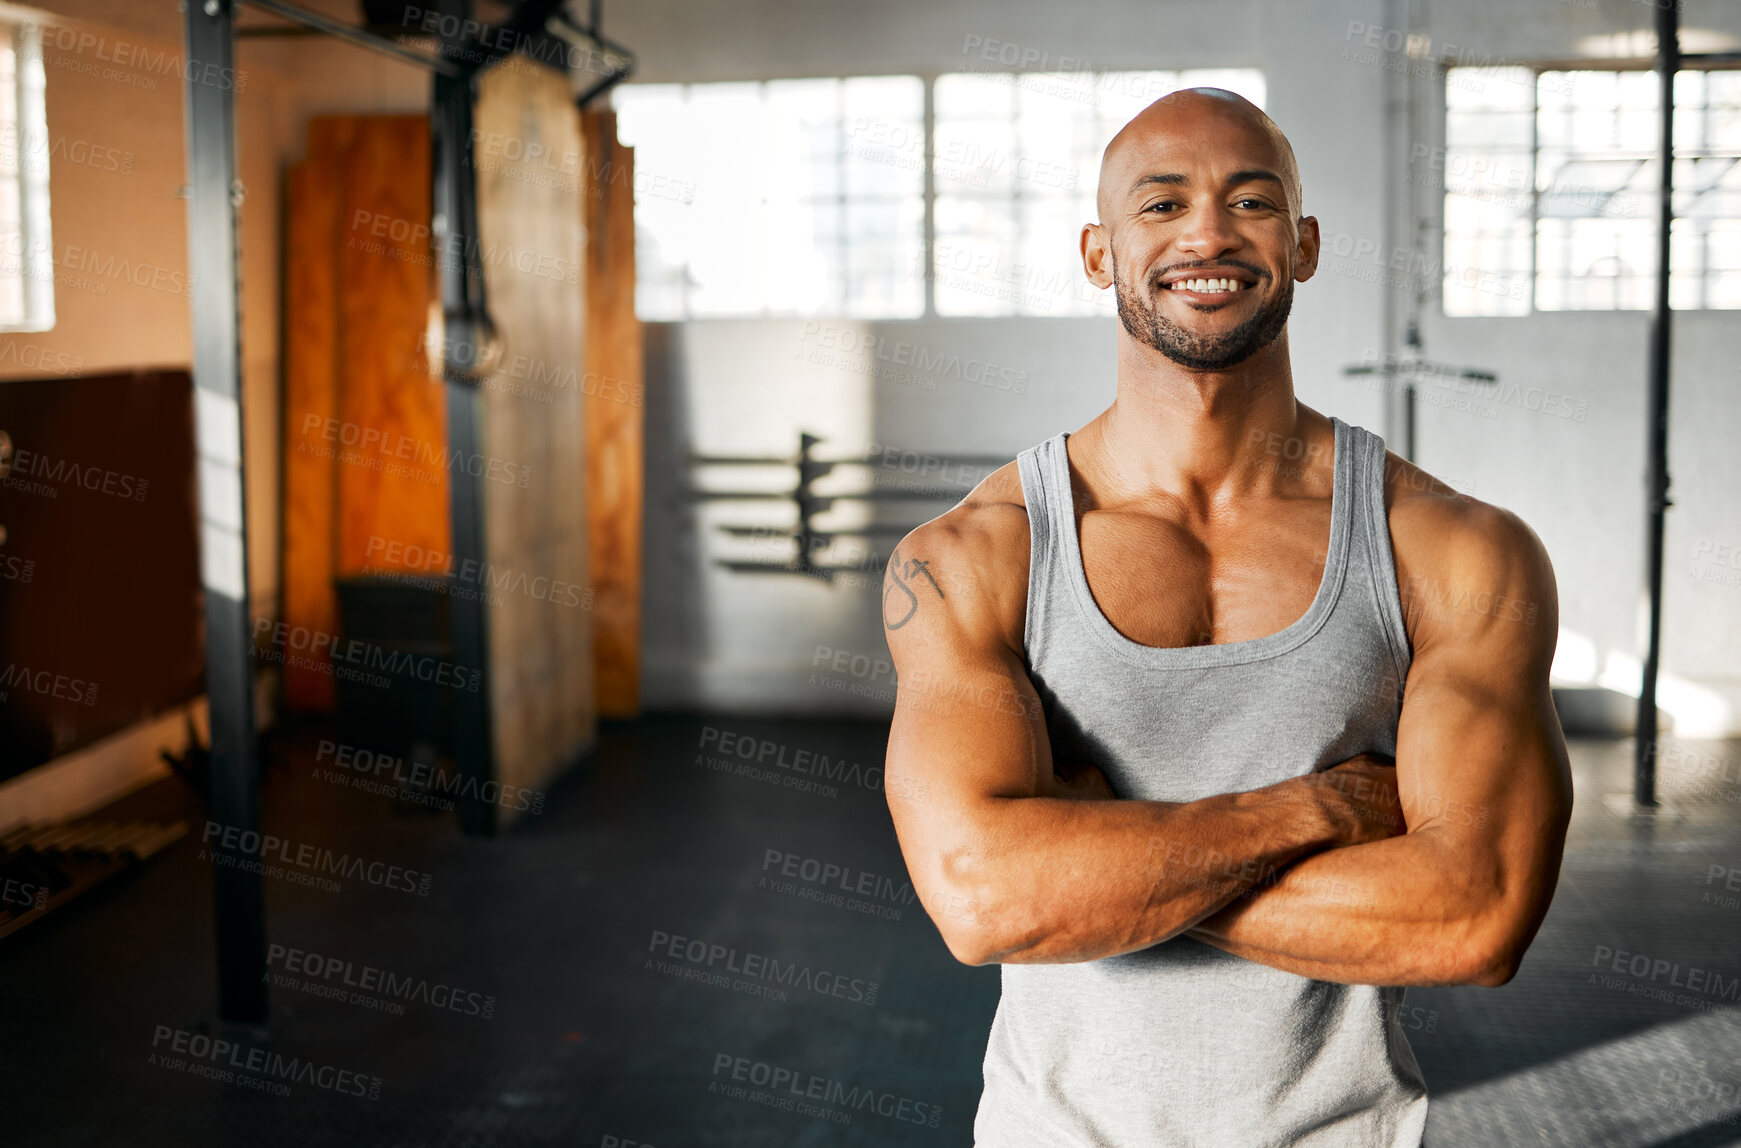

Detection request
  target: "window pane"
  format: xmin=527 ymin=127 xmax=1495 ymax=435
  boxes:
xmin=1444 ymin=69 xmax=1534 ymax=316
xmin=0 ymin=30 xmax=22 ymax=327
xmin=1537 ymin=218 xmax=1655 ymax=310
xmin=1448 ymin=66 xmax=1535 ymax=111
xmin=1445 ymin=65 xmax=1741 ymax=314
xmin=613 ymin=76 xmax=922 ymax=319
xmin=935 ymin=67 xmax=1264 ymax=316
xmin=0 ymin=23 xmax=49 ymax=331
xmin=845 ymin=196 xmax=923 ymax=316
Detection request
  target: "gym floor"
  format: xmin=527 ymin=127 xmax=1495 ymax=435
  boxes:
xmin=4 ymin=717 xmax=1740 ymax=1147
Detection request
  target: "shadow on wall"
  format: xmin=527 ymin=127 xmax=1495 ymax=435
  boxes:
xmin=1552 ymin=688 xmax=1642 ymax=736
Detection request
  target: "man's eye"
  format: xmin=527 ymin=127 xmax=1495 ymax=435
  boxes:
xmin=1146 ymin=201 xmax=1178 ymax=213
xmin=1234 ymin=198 xmax=1270 ymax=209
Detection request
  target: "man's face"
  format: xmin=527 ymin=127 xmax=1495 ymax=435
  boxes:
xmin=1089 ymin=104 xmax=1316 ymax=371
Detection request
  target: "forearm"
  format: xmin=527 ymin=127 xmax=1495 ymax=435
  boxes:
xmin=1186 ymin=828 xmax=1502 ymax=986
xmin=945 ymin=781 xmax=1341 ymax=964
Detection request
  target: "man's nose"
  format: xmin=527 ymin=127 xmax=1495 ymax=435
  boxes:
xmin=1173 ymin=203 xmax=1244 ymax=260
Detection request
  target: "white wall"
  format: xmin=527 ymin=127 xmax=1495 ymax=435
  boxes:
xmin=622 ymin=0 xmax=1741 ymax=733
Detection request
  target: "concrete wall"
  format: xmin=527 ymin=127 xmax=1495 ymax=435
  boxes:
xmin=614 ymin=0 xmax=1741 ymax=734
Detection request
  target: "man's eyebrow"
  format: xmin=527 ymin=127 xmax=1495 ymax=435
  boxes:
xmin=1226 ymin=169 xmax=1285 ymax=190
xmin=1127 ymin=169 xmax=1286 ymax=197
xmin=1128 ymin=172 xmax=1186 ymax=196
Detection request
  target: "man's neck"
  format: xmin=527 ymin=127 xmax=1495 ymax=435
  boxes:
xmin=1087 ymin=329 xmax=1309 ymax=508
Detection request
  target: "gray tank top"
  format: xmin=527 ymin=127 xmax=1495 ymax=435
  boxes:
xmin=978 ymin=416 xmax=1428 ymax=1147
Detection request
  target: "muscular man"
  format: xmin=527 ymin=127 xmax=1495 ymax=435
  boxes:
xmin=881 ymin=88 xmax=1572 ymax=1147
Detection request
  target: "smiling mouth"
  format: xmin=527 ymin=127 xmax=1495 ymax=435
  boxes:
xmin=1162 ymin=277 xmax=1253 ymax=295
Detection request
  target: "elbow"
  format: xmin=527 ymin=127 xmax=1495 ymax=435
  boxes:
xmin=1458 ymin=942 xmax=1522 ymax=987
xmin=1443 ymin=915 xmax=1527 ymax=987
xmin=1437 ymin=855 xmax=1547 ymax=987
xmin=927 ymin=848 xmax=1031 ymax=967
xmin=933 ymin=896 xmax=1001 ymax=967
xmin=931 ymin=882 xmax=1008 ymax=967
xmin=942 ymin=929 xmax=996 ymax=968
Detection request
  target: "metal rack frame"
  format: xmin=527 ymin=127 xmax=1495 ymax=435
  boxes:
xmin=689 ymin=432 xmax=1007 ymax=580
xmin=182 ymin=0 xmax=632 ymax=1024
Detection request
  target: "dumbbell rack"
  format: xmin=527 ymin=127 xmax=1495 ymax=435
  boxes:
xmin=688 ymin=431 xmax=1009 ymax=580
xmin=0 ymin=820 xmax=188 ymax=940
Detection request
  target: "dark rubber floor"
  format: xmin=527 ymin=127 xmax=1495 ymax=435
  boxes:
xmin=2 ymin=717 xmax=1738 ymax=1147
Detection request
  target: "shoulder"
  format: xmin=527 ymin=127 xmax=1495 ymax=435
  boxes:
xmin=1380 ymin=449 xmax=1558 ymax=664
xmin=882 ymin=458 xmax=1033 ymax=656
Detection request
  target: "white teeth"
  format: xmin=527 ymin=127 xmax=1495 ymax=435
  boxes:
xmin=1172 ymin=277 xmax=1243 ymax=293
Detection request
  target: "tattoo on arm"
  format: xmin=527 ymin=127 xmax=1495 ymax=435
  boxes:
xmin=883 ymin=547 xmax=946 ymax=630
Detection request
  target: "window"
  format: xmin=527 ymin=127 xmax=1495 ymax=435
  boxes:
xmin=0 ymin=21 xmax=51 ymax=332
xmin=614 ymin=68 xmax=1266 ymax=321
xmin=933 ymin=68 xmax=1265 ymax=316
xmin=613 ymin=76 xmax=925 ymax=320
xmin=1444 ymin=66 xmax=1741 ymax=315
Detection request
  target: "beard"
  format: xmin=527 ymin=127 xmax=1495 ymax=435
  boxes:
xmin=1112 ymin=252 xmax=1293 ymax=371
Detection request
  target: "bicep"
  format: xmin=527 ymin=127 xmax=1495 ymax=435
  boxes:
xmin=884 ymin=621 xmax=1054 ymax=882
xmin=881 ymin=536 xmax=1055 ymax=919
xmin=1396 ymin=654 xmax=1570 ymax=855
xmin=1393 ymin=523 xmax=1572 ymax=892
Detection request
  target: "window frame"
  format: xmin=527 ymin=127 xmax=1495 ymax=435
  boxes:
xmin=0 ymin=19 xmax=53 ymax=334
xmin=615 ymin=66 xmax=1267 ymax=322
xmin=613 ymin=75 xmax=928 ymax=322
xmin=1440 ymin=62 xmax=1741 ymax=317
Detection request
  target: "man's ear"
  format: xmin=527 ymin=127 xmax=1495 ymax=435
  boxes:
xmin=1082 ymin=222 xmax=1113 ymax=289
xmin=1294 ymin=215 xmax=1320 ymax=283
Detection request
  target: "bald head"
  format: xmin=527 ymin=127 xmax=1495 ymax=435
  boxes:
xmin=1096 ymin=88 xmax=1304 ymax=230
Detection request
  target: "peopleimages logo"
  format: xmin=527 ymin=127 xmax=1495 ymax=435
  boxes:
xmin=363 ymin=537 xmax=591 ymax=609
xmin=709 ymin=1052 xmax=943 ymax=1128
xmin=759 ymin=847 xmax=918 ymax=921
xmin=0 ymin=663 xmax=99 ymax=706
xmin=698 ymin=725 xmax=888 ymax=793
xmin=314 ymin=739 xmax=545 ymax=814
xmin=1 ymin=445 xmax=147 ymax=500
xmin=796 ymin=322 xmax=1029 ymax=394
xmin=298 ymin=414 xmax=532 ymax=488
xmin=251 ymin=619 xmax=483 ymax=693
xmin=266 ymin=943 xmax=495 ymax=1019
xmin=200 ymin=821 xmax=433 ymax=898
xmin=646 ymin=928 xmax=880 ymax=1006
xmin=149 ymin=1026 xmax=379 ymax=1099
xmin=1589 ymin=944 xmax=1741 ymax=1015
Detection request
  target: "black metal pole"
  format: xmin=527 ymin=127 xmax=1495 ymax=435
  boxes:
xmin=1635 ymin=0 xmax=1678 ymax=807
xmin=432 ymin=0 xmax=497 ymax=836
xmin=183 ymin=0 xmax=268 ymax=1022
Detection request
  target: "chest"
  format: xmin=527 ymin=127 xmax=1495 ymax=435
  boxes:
xmin=1075 ymin=497 xmax=1336 ymax=648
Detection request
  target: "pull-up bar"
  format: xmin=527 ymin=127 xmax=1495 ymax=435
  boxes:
xmin=237 ymin=0 xmax=467 ymax=76
xmin=234 ymin=0 xmax=636 ymax=94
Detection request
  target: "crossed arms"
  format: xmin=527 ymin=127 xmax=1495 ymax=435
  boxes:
xmin=881 ymin=482 xmax=1573 ymax=988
